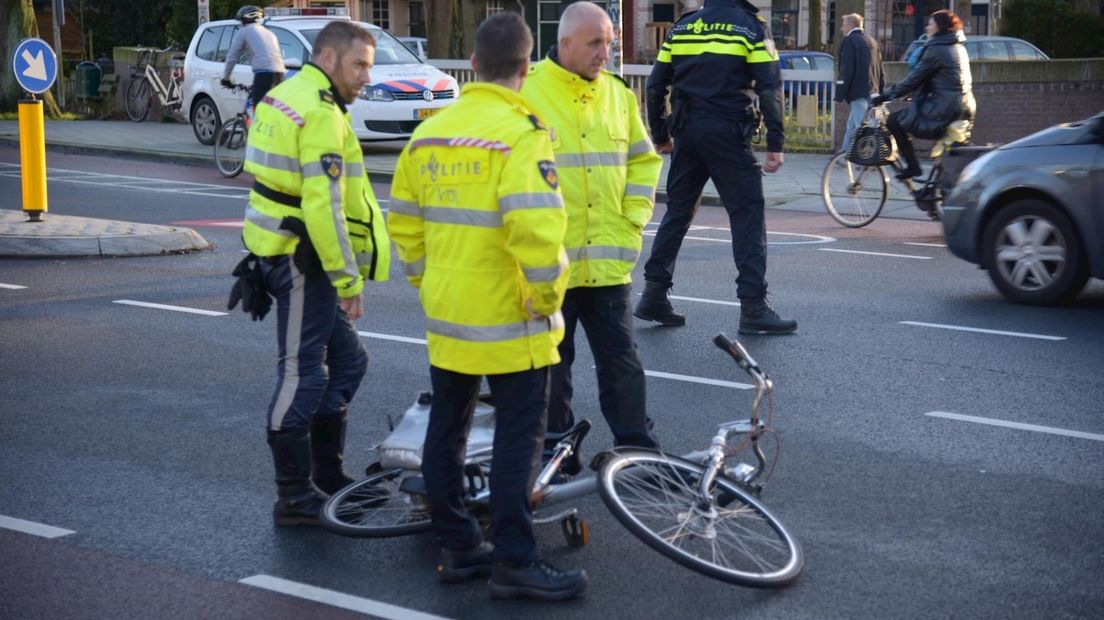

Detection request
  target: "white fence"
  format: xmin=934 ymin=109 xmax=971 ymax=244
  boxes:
xmin=428 ymin=59 xmax=835 ymax=150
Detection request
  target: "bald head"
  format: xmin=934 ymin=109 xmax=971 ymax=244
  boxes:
xmin=557 ymin=1 xmax=613 ymax=80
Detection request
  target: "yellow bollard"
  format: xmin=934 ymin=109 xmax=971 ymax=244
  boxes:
xmin=19 ymin=99 xmax=48 ymax=222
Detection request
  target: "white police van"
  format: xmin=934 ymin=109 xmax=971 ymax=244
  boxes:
xmin=182 ymin=7 xmax=458 ymax=145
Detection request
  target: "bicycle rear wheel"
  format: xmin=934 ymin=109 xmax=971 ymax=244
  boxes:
xmin=597 ymin=449 xmax=803 ymax=588
xmin=125 ymin=78 xmax=152 ymax=123
xmin=320 ymin=466 xmax=434 ymax=538
xmin=822 ymin=152 xmax=888 ymax=227
xmin=213 ymin=118 xmax=246 ymax=178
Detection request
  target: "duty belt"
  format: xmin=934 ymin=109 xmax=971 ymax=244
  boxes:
xmin=252 ymin=180 xmax=301 ymax=208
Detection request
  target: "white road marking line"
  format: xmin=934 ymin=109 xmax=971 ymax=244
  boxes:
xmin=0 ymin=514 xmax=75 ymax=538
xmin=900 ymin=321 xmax=1066 ymax=341
xmin=818 ymin=248 xmax=931 ymax=260
xmin=240 ymin=575 xmax=451 ymax=620
xmin=643 ymin=230 xmax=835 ymax=245
xmin=667 ymin=294 xmax=740 ymax=307
xmin=644 ymin=370 xmax=752 ymax=390
xmin=358 ymin=330 xmax=750 ymax=388
xmin=358 ymin=330 xmax=427 ymax=345
xmin=904 ymin=242 xmax=946 ymax=248
xmin=926 ymin=411 xmax=1104 ymax=442
xmin=0 ymin=283 xmax=28 ymax=289
xmin=113 ymin=300 xmax=227 ymax=316
xmin=0 ymin=163 xmax=249 ymax=199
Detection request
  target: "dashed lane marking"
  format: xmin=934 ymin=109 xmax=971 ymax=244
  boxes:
xmin=818 ymin=248 xmax=931 ymax=260
xmin=357 ymin=330 xmax=427 ymax=345
xmin=0 ymin=162 xmax=250 ymax=200
xmin=239 ymin=575 xmax=451 ymax=620
xmin=644 ymin=226 xmax=835 ymax=245
xmin=113 ymin=300 xmax=227 ymax=316
xmin=900 ymin=321 xmax=1066 ymax=341
xmin=0 ymin=283 xmax=28 ymax=289
xmin=904 ymin=242 xmax=947 ymax=248
xmin=926 ymin=411 xmax=1104 ymax=442
xmin=0 ymin=514 xmax=75 ymax=538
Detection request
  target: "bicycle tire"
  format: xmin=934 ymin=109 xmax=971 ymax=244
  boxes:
xmin=597 ymin=449 xmax=803 ymax=588
xmin=213 ymin=118 xmax=246 ymax=178
xmin=821 ymin=151 xmax=888 ymax=228
xmin=125 ymin=78 xmax=152 ymax=123
xmin=320 ymin=466 xmax=434 ymax=538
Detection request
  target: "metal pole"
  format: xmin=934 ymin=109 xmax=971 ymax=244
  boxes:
xmin=606 ymin=0 xmax=623 ymax=75
xmin=19 ymin=99 xmax=49 ymax=222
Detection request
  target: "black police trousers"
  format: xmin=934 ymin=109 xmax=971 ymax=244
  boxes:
xmin=423 ymin=365 xmax=549 ymax=566
xmin=549 ymin=284 xmax=658 ymax=448
xmin=643 ymin=113 xmax=769 ymax=300
xmin=258 ymin=255 xmax=368 ymax=432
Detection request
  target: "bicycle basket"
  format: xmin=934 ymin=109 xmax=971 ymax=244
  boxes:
xmin=848 ymin=121 xmax=897 ymax=167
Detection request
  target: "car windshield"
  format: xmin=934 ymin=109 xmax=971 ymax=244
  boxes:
xmin=301 ymin=26 xmax=420 ymax=65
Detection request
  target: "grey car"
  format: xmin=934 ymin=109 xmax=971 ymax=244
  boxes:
xmin=942 ymin=112 xmax=1104 ymax=304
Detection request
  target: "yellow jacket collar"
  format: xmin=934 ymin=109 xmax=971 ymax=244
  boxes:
xmin=301 ymin=63 xmax=347 ymax=112
xmin=535 ymin=58 xmax=597 ymax=99
xmin=461 ymin=81 xmax=531 ymax=109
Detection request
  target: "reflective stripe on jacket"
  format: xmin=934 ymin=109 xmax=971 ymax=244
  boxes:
xmin=522 ymin=58 xmax=662 ymax=288
xmin=389 ymin=82 xmax=569 ymax=375
xmin=243 ymin=63 xmax=390 ymax=298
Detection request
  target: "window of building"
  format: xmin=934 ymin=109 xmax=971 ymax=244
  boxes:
xmin=409 ymin=1 xmax=426 ymax=38
xmin=653 ymin=2 xmax=675 ymax=22
xmin=486 ymin=0 xmax=504 ymax=19
xmin=771 ymin=0 xmax=799 ymax=49
xmin=373 ymin=1 xmax=390 ymax=30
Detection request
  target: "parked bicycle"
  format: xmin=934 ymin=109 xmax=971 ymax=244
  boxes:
xmin=125 ymin=46 xmax=184 ymax=123
xmin=213 ymin=84 xmax=252 ymax=178
xmin=320 ymin=334 xmax=804 ymax=588
xmin=821 ymin=104 xmax=987 ymax=228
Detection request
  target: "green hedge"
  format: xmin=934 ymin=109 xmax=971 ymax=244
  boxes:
xmin=1003 ymin=0 xmax=1104 ymax=58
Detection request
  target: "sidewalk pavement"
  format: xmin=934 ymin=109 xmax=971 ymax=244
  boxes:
xmin=0 ymin=119 xmax=906 ymax=258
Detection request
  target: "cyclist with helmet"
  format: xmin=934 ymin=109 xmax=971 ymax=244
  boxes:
xmin=222 ymin=5 xmax=286 ymax=106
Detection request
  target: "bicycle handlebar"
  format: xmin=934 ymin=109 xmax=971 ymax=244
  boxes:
xmin=713 ymin=333 xmax=757 ymax=371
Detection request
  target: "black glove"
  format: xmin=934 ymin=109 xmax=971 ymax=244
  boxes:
xmin=220 ymin=78 xmax=233 ymax=89
xmin=228 ymin=253 xmax=273 ymax=321
xmin=870 ymin=94 xmax=889 ymax=107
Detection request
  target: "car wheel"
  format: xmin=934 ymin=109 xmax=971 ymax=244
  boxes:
xmin=982 ymin=198 xmax=1088 ymax=305
xmin=191 ymin=96 xmax=221 ymax=146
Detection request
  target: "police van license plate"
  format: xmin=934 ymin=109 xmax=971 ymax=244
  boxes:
xmin=415 ymin=108 xmax=440 ymax=120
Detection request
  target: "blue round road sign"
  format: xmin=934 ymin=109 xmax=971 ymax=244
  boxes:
xmin=13 ymin=38 xmax=58 ymax=95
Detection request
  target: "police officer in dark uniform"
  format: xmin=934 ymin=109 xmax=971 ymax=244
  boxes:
xmin=634 ymin=0 xmax=797 ymax=335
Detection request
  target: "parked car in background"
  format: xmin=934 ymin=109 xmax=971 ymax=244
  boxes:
xmin=398 ymin=36 xmax=428 ymax=61
xmin=899 ymin=35 xmax=1049 ymax=63
xmin=777 ymin=50 xmax=834 ymax=106
xmin=941 ymin=112 xmax=1104 ymax=304
xmin=181 ymin=9 xmax=457 ymax=145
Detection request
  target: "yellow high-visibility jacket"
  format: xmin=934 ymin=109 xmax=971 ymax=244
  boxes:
xmin=242 ymin=63 xmax=390 ymax=298
xmin=389 ymin=82 xmax=569 ymax=375
xmin=521 ymin=58 xmax=662 ymax=288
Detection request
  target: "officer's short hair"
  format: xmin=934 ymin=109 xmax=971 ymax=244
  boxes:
xmin=474 ymin=12 xmax=532 ymax=82
xmin=843 ymin=13 xmax=863 ymax=29
xmin=313 ymin=21 xmax=376 ymax=60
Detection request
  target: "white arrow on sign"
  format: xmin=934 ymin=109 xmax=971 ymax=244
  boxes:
xmin=21 ymin=49 xmax=47 ymax=81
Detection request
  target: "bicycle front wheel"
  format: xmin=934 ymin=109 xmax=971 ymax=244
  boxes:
xmin=597 ymin=450 xmax=803 ymax=588
xmin=821 ymin=152 xmax=888 ymax=227
xmin=320 ymin=467 xmax=434 ymax=538
xmin=124 ymin=78 xmax=152 ymax=122
xmin=213 ymin=119 xmax=246 ymax=178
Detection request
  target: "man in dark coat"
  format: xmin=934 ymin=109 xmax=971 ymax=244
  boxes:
xmin=835 ymin=13 xmax=884 ymax=154
xmin=873 ymin=10 xmax=976 ymax=179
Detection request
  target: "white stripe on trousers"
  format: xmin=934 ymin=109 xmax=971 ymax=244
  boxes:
xmin=270 ymin=259 xmax=305 ymax=431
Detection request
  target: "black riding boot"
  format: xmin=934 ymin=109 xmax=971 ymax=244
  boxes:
xmin=738 ymin=297 xmax=798 ymax=335
xmin=310 ymin=413 xmax=355 ymax=494
xmin=267 ymin=429 xmax=328 ymax=526
xmin=633 ymin=281 xmax=686 ymax=326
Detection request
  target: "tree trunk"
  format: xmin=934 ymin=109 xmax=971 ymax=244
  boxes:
xmin=809 ymin=0 xmax=823 ymax=51
xmin=1 ymin=0 xmax=63 ymax=115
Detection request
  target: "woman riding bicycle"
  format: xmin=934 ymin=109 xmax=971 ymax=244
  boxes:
xmin=871 ymin=10 xmax=975 ymax=180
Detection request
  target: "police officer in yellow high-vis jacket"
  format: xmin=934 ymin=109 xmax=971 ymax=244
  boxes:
xmin=521 ymin=1 xmax=664 ymax=472
xmin=389 ymin=12 xmax=587 ymax=602
xmin=243 ymin=22 xmax=390 ymax=527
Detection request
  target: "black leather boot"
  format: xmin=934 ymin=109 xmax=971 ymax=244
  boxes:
xmin=310 ymin=413 xmax=355 ymax=494
xmin=490 ymin=560 xmax=588 ymax=600
xmin=633 ymin=281 xmax=686 ymax=326
xmin=267 ymin=429 xmax=328 ymax=526
xmin=738 ymin=297 xmax=797 ymax=335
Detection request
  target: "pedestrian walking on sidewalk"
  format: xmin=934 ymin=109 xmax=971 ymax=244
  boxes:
xmin=521 ymin=1 xmax=664 ymax=473
xmin=241 ymin=21 xmax=390 ymax=527
xmin=635 ymin=0 xmax=797 ymax=335
xmin=222 ymin=5 xmax=286 ymax=106
xmin=388 ymin=12 xmax=587 ymax=601
xmin=836 ymin=13 xmax=884 ymax=155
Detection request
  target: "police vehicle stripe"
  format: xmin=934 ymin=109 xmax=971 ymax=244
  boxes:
xmin=554 ymin=152 xmax=628 ymax=167
xmin=246 ymin=145 xmax=301 ymax=174
xmin=246 ymin=206 xmax=296 ymax=237
xmin=499 ymin=192 xmax=564 ymax=212
xmin=426 ymin=312 xmax=565 ymax=343
xmin=422 ymin=206 xmax=502 ymax=227
xmin=566 ymin=245 xmax=639 ymax=262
